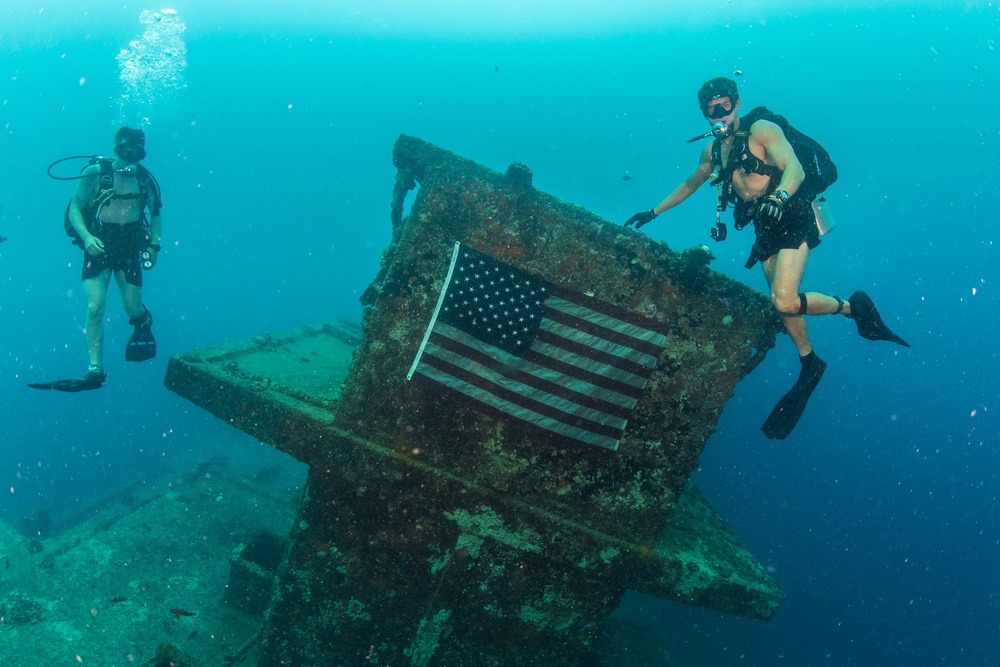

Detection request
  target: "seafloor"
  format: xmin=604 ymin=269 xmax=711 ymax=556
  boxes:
xmin=0 ymin=459 xmax=303 ymax=666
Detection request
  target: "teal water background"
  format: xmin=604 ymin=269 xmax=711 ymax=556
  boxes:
xmin=1 ymin=2 xmax=998 ymax=665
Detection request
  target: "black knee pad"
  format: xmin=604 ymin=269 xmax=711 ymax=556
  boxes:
xmin=798 ymin=293 xmax=808 ymax=315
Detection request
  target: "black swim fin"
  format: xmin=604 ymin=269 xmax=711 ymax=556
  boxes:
xmin=28 ymin=369 xmax=106 ymax=393
xmin=761 ymin=352 xmax=827 ymax=440
xmin=848 ymin=290 xmax=910 ymax=348
xmin=126 ymin=306 xmax=156 ymax=362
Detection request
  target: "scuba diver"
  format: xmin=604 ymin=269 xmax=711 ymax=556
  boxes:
xmin=624 ymin=77 xmax=909 ymax=440
xmin=29 ymin=126 xmax=163 ymax=393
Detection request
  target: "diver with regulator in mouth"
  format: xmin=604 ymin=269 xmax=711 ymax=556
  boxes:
xmin=624 ymin=77 xmax=909 ymax=439
xmin=29 ymin=126 xmax=164 ymax=392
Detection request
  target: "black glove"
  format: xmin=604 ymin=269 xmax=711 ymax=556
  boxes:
xmin=755 ymin=193 xmax=786 ymax=225
xmin=624 ymin=209 xmax=657 ymax=229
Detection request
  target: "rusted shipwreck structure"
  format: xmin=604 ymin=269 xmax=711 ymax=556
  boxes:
xmin=165 ymin=135 xmax=785 ymax=666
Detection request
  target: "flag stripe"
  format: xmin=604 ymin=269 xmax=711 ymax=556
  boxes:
xmin=417 ymin=352 xmax=627 ymax=442
xmin=550 ymin=285 xmax=670 ymax=331
xmin=407 ymin=244 xmax=667 ymax=451
xmin=427 ymin=327 xmax=637 ymax=419
xmin=535 ymin=326 xmax=650 ymax=386
xmin=540 ymin=316 xmax=656 ymax=375
xmin=546 ymin=295 xmax=667 ymax=357
xmin=428 ymin=348 xmax=628 ymax=430
xmin=524 ymin=342 xmax=648 ymax=398
xmin=411 ymin=374 xmax=621 ymax=450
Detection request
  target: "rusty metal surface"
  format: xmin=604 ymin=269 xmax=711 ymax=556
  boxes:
xmin=164 ymin=136 xmax=784 ymax=666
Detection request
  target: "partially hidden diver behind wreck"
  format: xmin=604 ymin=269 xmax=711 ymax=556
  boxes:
xmin=163 ymin=135 xmax=788 ymax=666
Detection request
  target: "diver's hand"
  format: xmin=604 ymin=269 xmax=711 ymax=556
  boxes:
xmin=624 ymin=209 xmax=657 ymax=229
xmin=755 ymin=194 xmax=785 ymax=225
xmin=83 ymin=235 xmax=105 ymax=256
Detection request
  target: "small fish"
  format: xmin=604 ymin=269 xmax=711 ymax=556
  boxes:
xmin=495 ymin=65 xmax=498 ymax=73
xmin=733 ymin=69 xmax=743 ymax=76
xmin=621 ymin=173 xmax=633 ymax=181
xmin=110 ymin=596 xmax=130 ymax=603
xmin=170 ymin=608 xmax=197 ymax=619
xmin=187 ymin=630 xmax=199 ymax=640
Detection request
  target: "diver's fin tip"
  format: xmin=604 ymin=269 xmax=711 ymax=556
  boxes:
xmin=760 ymin=354 xmax=827 ymax=440
xmin=849 ymin=290 xmax=910 ymax=348
xmin=27 ymin=370 xmax=105 ymax=393
xmin=126 ymin=308 xmax=157 ymax=362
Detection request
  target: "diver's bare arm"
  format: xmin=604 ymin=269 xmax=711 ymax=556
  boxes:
xmin=756 ymin=121 xmax=805 ymax=196
xmin=148 ymin=212 xmax=163 ymax=247
xmin=68 ymin=168 xmax=100 ymax=246
xmin=652 ymin=143 xmax=714 ymax=216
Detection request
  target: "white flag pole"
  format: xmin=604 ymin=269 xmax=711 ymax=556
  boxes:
xmin=406 ymin=241 xmax=462 ymax=381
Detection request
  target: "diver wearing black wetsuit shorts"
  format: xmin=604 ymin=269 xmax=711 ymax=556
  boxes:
xmin=623 ymin=77 xmax=910 ymax=440
xmin=81 ymin=220 xmax=151 ymax=287
xmin=736 ymin=192 xmax=820 ymax=269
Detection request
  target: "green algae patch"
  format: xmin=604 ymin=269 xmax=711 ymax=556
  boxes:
xmin=445 ymin=506 xmax=543 ymax=557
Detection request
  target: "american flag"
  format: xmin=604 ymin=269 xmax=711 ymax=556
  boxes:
xmin=407 ymin=243 xmax=666 ymax=451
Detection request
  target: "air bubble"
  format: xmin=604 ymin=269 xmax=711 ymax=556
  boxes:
xmin=116 ymin=9 xmax=188 ymax=126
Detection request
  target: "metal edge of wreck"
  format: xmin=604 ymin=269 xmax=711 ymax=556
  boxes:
xmin=342 ymin=133 xmax=783 ymax=547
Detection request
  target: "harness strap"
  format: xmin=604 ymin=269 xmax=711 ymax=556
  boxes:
xmin=711 ymin=118 xmax=783 ymax=195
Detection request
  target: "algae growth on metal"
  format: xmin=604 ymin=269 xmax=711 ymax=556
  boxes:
xmin=164 ymin=135 xmax=785 ymax=666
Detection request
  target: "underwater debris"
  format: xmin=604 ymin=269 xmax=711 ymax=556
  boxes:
xmin=224 ymin=530 xmax=286 ymax=613
xmin=505 ymin=161 xmax=533 ymax=189
xmin=141 ymin=642 xmax=197 ymax=667
xmin=0 ymin=593 xmax=45 ymax=625
xmin=164 ymin=134 xmax=784 ymax=666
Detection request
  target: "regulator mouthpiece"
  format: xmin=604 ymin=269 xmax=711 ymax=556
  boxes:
xmin=711 ymin=121 xmax=731 ymax=139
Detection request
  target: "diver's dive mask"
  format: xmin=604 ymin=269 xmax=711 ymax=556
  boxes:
xmin=114 ymin=141 xmax=146 ymax=164
xmin=704 ymin=97 xmax=734 ymax=120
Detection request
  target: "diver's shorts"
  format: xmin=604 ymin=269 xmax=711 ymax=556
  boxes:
xmin=742 ymin=195 xmax=821 ymax=268
xmin=81 ymin=221 xmax=149 ymax=287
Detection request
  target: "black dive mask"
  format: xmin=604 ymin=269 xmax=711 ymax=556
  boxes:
xmin=704 ymin=97 xmax=735 ymax=120
xmin=114 ymin=142 xmax=146 ymax=163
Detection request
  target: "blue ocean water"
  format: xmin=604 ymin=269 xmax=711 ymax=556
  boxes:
xmin=1 ymin=2 xmax=997 ymax=665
